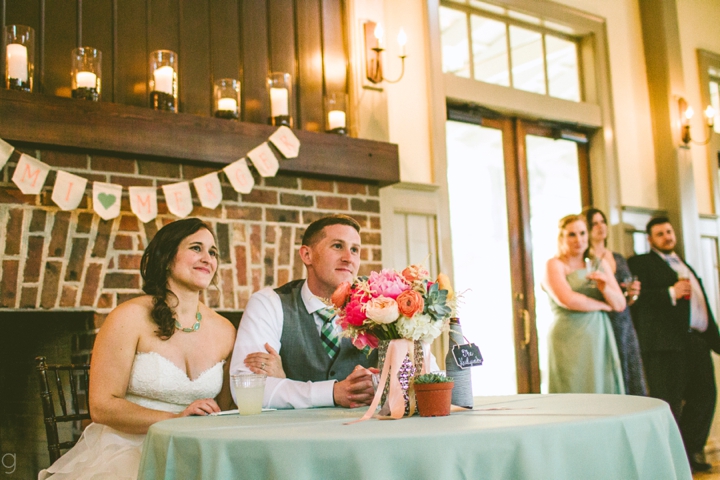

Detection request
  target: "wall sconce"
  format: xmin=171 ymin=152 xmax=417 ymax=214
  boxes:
xmin=214 ymin=78 xmax=240 ymax=120
xmin=71 ymin=47 xmax=101 ymax=101
xmin=364 ymin=21 xmax=406 ymax=84
xmin=3 ymin=25 xmax=34 ymax=92
xmin=149 ymin=50 xmax=178 ymax=112
xmin=267 ymin=72 xmax=292 ymax=127
xmin=679 ymin=97 xmax=716 ymax=146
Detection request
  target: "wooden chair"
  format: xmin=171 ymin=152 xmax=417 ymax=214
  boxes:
xmin=35 ymin=356 xmax=91 ymax=464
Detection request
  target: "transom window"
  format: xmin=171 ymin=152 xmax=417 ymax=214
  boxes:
xmin=709 ymin=66 xmax=720 ymax=134
xmin=439 ymin=0 xmax=582 ymax=102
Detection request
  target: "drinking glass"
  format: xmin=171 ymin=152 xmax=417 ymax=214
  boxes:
xmin=585 ymin=257 xmax=599 ymax=288
xmin=231 ymin=373 xmax=266 ymax=415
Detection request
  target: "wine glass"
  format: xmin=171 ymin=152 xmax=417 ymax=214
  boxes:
xmin=585 ymin=257 xmax=600 ymax=288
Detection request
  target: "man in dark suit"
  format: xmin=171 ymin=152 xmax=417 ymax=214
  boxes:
xmin=629 ymin=217 xmax=720 ymax=472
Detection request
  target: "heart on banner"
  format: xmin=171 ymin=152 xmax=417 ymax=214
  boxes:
xmin=93 ymin=182 xmax=123 ymax=220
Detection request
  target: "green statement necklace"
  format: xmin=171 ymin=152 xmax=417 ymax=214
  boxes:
xmin=175 ymin=307 xmax=202 ymax=333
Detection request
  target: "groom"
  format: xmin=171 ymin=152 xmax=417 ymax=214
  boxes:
xmin=230 ymin=214 xmax=377 ymax=409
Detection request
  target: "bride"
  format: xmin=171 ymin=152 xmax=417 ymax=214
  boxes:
xmin=40 ymin=218 xmax=239 ymax=479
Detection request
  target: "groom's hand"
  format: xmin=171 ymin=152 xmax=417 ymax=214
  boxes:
xmin=333 ymin=366 xmax=375 ymax=408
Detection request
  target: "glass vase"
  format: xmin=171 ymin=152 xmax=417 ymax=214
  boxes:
xmin=376 ymin=339 xmax=424 ymax=417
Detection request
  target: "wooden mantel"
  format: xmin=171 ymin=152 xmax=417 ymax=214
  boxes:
xmin=0 ymin=89 xmax=400 ymax=186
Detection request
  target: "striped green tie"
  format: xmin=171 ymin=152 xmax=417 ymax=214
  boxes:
xmin=316 ymin=307 xmax=340 ymax=358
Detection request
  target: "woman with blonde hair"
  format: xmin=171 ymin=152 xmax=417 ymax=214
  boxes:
xmin=542 ymin=214 xmax=626 ymax=393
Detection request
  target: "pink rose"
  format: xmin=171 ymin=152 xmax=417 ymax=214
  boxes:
xmin=401 ymin=264 xmax=430 ymax=282
xmin=352 ymin=331 xmax=379 ymax=350
xmin=367 ymin=269 xmax=410 ymax=299
xmin=343 ymin=292 xmax=367 ymax=327
xmin=331 ymin=281 xmax=352 ymax=308
xmin=396 ymin=290 xmax=424 ymax=318
xmin=364 ymin=296 xmax=399 ymax=324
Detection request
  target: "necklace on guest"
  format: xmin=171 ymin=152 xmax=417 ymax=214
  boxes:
xmin=175 ymin=304 xmax=202 ymax=332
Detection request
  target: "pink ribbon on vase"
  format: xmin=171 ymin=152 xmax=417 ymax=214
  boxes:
xmin=346 ymin=339 xmax=429 ymax=424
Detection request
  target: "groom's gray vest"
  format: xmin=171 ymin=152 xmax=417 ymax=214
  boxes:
xmin=276 ymin=279 xmax=377 ymax=383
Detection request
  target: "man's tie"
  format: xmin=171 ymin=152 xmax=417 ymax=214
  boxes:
xmin=316 ymin=307 xmax=341 ymax=359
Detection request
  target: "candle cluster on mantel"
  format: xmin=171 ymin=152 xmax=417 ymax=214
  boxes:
xmin=0 ymin=126 xmax=301 ymax=223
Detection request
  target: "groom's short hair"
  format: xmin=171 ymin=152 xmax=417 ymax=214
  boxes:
xmin=646 ymin=216 xmax=671 ymax=235
xmin=302 ymin=215 xmax=361 ymax=246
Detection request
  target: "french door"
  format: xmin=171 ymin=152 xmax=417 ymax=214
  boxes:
xmin=445 ymin=109 xmax=591 ymax=394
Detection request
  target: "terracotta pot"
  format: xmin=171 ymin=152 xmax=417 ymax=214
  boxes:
xmin=414 ymin=381 xmax=454 ymax=417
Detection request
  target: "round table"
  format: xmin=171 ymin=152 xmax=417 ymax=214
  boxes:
xmin=138 ymin=394 xmax=691 ymax=480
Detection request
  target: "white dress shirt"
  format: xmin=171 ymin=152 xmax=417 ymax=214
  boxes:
xmin=230 ymin=280 xmax=339 ymax=409
xmin=653 ymin=248 xmax=709 ymax=332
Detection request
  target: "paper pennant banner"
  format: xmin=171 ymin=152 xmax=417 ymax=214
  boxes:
xmin=51 ymin=170 xmax=88 ymax=210
xmin=269 ymin=126 xmax=301 ymax=158
xmin=223 ymin=158 xmax=255 ymax=194
xmin=162 ymin=181 xmax=193 ymax=218
xmin=0 ymin=138 xmax=14 ymax=170
xmin=12 ymin=154 xmax=51 ymax=195
xmin=247 ymin=142 xmax=279 ymax=177
xmin=129 ymin=186 xmax=158 ymax=223
xmin=92 ymin=182 xmax=123 ymax=220
xmin=192 ymin=172 xmax=223 ymax=209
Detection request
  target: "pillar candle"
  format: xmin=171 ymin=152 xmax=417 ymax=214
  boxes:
xmin=7 ymin=44 xmax=28 ymax=82
xmin=153 ymin=66 xmax=174 ymax=94
xmin=218 ymin=97 xmax=238 ymax=112
xmin=328 ymin=110 xmax=346 ymax=130
xmin=270 ymin=87 xmax=289 ymax=117
xmin=76 ymin=71 xmax=97 ymax=89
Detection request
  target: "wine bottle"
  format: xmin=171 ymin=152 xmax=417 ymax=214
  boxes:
xmin=445 ymin=317 xmax=473 ymax=408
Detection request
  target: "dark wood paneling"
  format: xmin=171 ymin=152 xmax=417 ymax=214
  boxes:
xmin=43 ymin=0 xmax=77 ymax=97
xmin=115 ymin=0 xmax=148 ymax=107
xmin=0 ymin=88 xmax=400 ymax=185
xmin=321 ymin=0 xmax=346 ymax=96
xmin=268 ymin=0 xmax=296 ymax=100
xmin=180 ymin=0 xmax=210 ymax=115
xmin=81 ymin=0 xmax=115 ymax=102
xmin=147 ymin=0 xmax=178 ymax=53
xmin=238 ymin=0 xmax=269 ymax=124
xmin=209 ymin=0 xmax=240 ymax=80
xmin=295 ymin=0 xmax=323 ymax=132
xmin=5 ymin=0 xmax=42 ymax=92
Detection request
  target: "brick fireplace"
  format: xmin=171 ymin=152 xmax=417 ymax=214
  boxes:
xmin=0 ymin=142 xmax=384 ymax=477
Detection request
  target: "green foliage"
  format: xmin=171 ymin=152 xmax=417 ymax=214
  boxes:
xmin=424 ymin=282 xmax=452 ymax=322
xmin=414 ymin=373 xmax=454 ymax=384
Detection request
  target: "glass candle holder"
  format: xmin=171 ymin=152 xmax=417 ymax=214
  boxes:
xmin=325 ymin=93 xmax=348 ymax=134
xmin=214 ymin=78 xmax=240 ymax=120
xmin=149 ymin=50 xmax=178 ymax=112
xmin=3 ymin=25 xmax=35 ymax=92
xmin=71 ymin=47 xmax=101 ymax=101
xmin=267 ymin=72 xmax=292 ymax=127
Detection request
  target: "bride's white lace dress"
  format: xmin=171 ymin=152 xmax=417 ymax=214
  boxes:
xmin=39 ymin=351 xmax=224 ymax=480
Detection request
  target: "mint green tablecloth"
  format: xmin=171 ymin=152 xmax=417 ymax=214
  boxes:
xmin=138 ymin=394 xmax=691 ymax=480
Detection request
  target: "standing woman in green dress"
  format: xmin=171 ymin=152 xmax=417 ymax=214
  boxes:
xmin=543 ymin=214 xmax=626 ymax=394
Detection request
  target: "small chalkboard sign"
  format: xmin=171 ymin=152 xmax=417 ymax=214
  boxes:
xmin=451 ymin=343 xmax=483 ymax=369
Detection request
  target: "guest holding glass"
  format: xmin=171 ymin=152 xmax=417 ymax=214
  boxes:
xmin=584 ymin=207 xmax=647 ymax=396
xmin=39 ymin=218 xmax=243 ymax=480
xmin=543 ymin=214 xmax=626 ymax=394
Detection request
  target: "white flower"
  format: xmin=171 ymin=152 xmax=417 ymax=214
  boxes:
xmin=364 ymin=296 xmax=399 ymax=324
xmin=397 ymin=313 xmax=443 ymax=343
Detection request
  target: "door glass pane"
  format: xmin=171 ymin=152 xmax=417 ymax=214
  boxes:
xmin=709 ymin=80 xmax=720 ymax=134
xmin=509 ymin=26 xmax=545 ymax=94
xmin=471 ymin=15 xmax=509 ymax=86
xmin=440 ymin=7 xmax=471 ymax=78
xmin=545 ymin=35 xmax=580 ymax=102
xmin=446 ymin=120 xmax=517 ymax=395
xmin=525 ymin=135 xmax=582 ymax=393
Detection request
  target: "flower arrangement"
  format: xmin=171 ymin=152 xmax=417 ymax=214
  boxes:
xmin=331 ymin=264 xmax=455 ymax=351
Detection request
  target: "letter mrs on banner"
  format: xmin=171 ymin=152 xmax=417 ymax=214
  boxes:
xmin=269 ymin=126 xmax=300 ymax=158
xmin=247 ymin=143 xmax=279 ymax=177
xmin=52 ymin=171 xmax=88 ymax=210
xmin=12 ymin=154 xmax=51 ymax=194
xmin=161 ymin=182 xmax=193 ymax=218
xmin=129 ymin=186 xmax=158 ymax=223
xmin=192 ymin=172 xmax=223 ymax=209
xmin=223 ymin=158 xmax=255 ymax=194
xmin=0 ymin=138 xmax=14 ymax=170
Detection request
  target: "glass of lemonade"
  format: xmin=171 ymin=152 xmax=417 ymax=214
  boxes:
xmin=231 ymin=373 xmax=266 ymax=415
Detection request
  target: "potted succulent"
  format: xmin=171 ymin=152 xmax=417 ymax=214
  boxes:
xmin=413 ymin=373 xmax=454 ymax=417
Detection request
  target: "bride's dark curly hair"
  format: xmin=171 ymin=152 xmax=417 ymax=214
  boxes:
xmin=140 ymin=218 xmax=218 ymax=339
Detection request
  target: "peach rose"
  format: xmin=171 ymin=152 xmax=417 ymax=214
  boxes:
xmin=401 ymin=264 xmax=431 ymax=282
xmin=436 ymin=273 xmax=454 ymax=300
xmin=331 ymin=281 xmax=352 ymax=308
xmin=396 ymin=289 xmax=424 ymax=318
xmin=364 ymin=296 xmax=399 ymax=324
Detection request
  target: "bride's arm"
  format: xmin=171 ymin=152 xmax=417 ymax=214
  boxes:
xmin=89 ymin=302 xmax=218 ymax=435
xmin=543 ymin=257 xmax=612 ymax=312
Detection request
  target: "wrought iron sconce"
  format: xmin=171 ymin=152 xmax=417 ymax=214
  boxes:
xmin=364 ymin=21 xmax=406 ymax=84
xmin=679 ymin=97 xmax=716 ymax=146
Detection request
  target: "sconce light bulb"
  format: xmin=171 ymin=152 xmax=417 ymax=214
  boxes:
xmin=397 ymin=29 xmax=407 ymax=47
xmin=374 ymin=24 xmax=384 ymax=41
xmin=704 ymin=105 xmax=716 ymax=120
xmin=684 ymin=105 xmax=694 ymax=121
